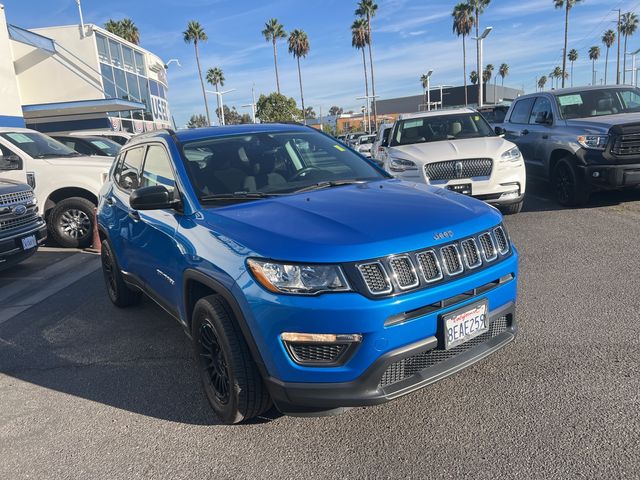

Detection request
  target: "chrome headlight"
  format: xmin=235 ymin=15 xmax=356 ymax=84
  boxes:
xmin=388 ymin=157 xmax=418 ymax=172
xmin=247 ymin=259 xmax=351 ymax=295
xmin=577 ymin=134 xmax=608 ymax=150
xmin=500 ymin=146 xmax=522 ymax=162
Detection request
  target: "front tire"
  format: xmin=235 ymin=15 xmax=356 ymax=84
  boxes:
xmin=192 ymin=295 xmax=271 ymax=424
xmin=48 ymin=197 xmax=95 ymax=248
xmin=552 ymin=158 xmax=590 ymax=206
xmin=100 ymin=239 xmax=141 ymax=307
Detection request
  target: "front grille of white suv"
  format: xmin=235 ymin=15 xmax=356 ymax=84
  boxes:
xmin=424 ymin=158 xmax=493 ymax=181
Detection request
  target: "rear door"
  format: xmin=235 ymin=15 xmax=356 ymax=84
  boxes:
xmin=525 ymin=96 xmax=555 ymax=176
xmin=504 ymin=97 xmax=537 ymax=165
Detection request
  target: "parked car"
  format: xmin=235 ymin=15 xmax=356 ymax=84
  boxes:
xmin=97 ymin=124 xmax=519 ymax=424
xmin=0 ymin=177 xmax=47 ymax=271
xmin=67 ymin=130 xmax=133 ymax=146
xmin=477 ymin=105 xmax=510 ymax=126
xmin=345 ymin=131 xmax=366 ymax=148
xmin=371 ymin=123 xmax=394 ymax=166
xmin=52 ymin=135 xmax=121 ymax=157
xmin=385 ymin=108 xmax=526 ymax=214
xmin=336 ymin=134 xmax=347 ymax=144
xmin=498 ymin=85 xmax=640 ymax=205
xmin=354 ymin=134 xmax=376 ymax=157
xmin=0 ymin=128 xmax=111 ymax=248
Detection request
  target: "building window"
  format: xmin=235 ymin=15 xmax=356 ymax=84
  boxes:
xmin=122 ymin=46 xmax=135 ymax=73
xmin=126 ymin=72 xmax=141 ymax=102
xmin=134 ymin=51 xmax=145 ymax=76
xmin=100 ymin=63 xmax=116 ymax=98
xmin=96 ymin=33 xmax=110 ymax=63
xmin=108 ymin=39 xmax=122 ymax=68
xmin=113 ymin=68 xmax=128 ymax=100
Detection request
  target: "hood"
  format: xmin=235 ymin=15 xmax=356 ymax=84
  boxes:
xmin=565 ymin=112 xmax=640 ymax=132
xmin=388 ymin=136 xmax=512 ymax=163
xmin=0 ymin=177 xmax=31 ymax=194
xmin=43 ymin=155 xmax=113 ymax=169
xmin=202 ymin=180 xmax=502 ymax=263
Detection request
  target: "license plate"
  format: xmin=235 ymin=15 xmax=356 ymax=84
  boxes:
xmin=442 ymin=300 xmax=488 ymax=350
xmin=21 ymin=235 xmax=37 ymax=250
xmin=447 ymin=183 xmax=472 ymax=195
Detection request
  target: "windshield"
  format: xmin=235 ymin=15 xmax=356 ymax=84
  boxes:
xmin=0 ymin=131 xmax=78 ymax=158
xmin=181 ymin=130 xmax=387 ymax=201
xmin=479 ymin=107 xmax=508 ymax=124
xmin=88 ymin=138 xmax=121 ymax=156
xmin=359 ymin=135 xmax=375 ymax=144
xmin=390 ymin=113 xmax=495 ymax=146
xmin=556 ymin=88 xmax=640 ymax=119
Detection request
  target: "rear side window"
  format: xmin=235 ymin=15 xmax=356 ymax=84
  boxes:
xmin=508 ymin=98 xmax=536 ymax=124
xmin=381 ymin=127 xmax=391 ymax=146
xmin=529 ymin=97 xmax=553 ymax=124
xmin=115 ymin=146 xmax=144 ymax=191
xmin=141 ymin=145 xmax=176 ymax=193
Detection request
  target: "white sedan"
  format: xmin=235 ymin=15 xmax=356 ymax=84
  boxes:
xmin=384 ymin=108 xmax=526 ymax=214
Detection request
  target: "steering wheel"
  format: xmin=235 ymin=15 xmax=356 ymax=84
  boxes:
xmin=290 ymin=167 xmax=325 ymax=182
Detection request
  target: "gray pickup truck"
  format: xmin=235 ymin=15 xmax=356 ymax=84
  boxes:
xmin=497 ymin=85 xmax=640 ymax=205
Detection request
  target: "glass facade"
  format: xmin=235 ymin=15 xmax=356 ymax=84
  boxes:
xmin=95 ymin=32 xmax=167 ymax=123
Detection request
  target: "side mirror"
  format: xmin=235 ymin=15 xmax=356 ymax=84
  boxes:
xmin=129 ymin=185 xmax=179 ymax=210
xmin=494 ymin=126 xmax=506 ymax=136
xmin=0 ymin=154 xmax=23 ymax=171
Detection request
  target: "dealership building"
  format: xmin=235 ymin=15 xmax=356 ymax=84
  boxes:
xmin=0 ymin=4 xmax=171 ymax=134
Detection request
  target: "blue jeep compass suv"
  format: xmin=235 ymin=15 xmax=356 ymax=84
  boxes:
xmin=97 ymin=124 xmax=518 ymax=424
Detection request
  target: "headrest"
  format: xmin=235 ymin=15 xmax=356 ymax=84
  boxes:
xmin=597 ymin=98 xmax=613 ymax=111
xmin=450 ymin=122 xmax=462 ymax=136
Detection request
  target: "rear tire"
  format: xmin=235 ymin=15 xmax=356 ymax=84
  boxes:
xmin=100 ymin=239 xmax=141 ymax=307
xmin=192 ymin=294 xmax=271 ymax=424
xmin=499 ymin=200 xmax=524 ymax=215
xmin=48 ymin=197 xmax=95 ymax=248
xmin=552 ymin=158 xmax=590 ymax=206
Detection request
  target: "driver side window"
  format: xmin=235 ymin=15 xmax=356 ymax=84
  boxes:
xmin=529 ymin=97 xmax=553 ymax=125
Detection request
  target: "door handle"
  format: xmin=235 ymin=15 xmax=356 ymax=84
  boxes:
xmin=521 ymin=129 xmax=529 ymax=135
xmin=128 ymin=210 xmax=140 ymax=222
xmin=105 ymin=196 xmax=115 ymax=206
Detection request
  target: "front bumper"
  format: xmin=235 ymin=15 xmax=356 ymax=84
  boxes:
xmin=576 ymin=162 xmax=640 ymax=189
xmin=267 ymin=301 xmax=516 ymax=415
xmin=0 ymin=221 xmax=47 ymax=270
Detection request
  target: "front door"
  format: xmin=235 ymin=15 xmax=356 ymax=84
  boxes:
xmin=503 ymin=97 xmax=537 ymax=167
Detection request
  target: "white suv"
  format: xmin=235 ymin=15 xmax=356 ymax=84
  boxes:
xmin=384 ymin=108 xmax=526 ymax=214
xmin=0 ymin=128 xmax=111 ymax=247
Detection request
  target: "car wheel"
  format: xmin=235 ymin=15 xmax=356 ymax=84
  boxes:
xmin=192 ymin=295 xmax=271 ymax=424
xmin=552 ymin=159 xmax=589 ymax=206
xmin=49 ymin=197 xmax=95 ymax=248
xmin=499 ymin=200 xmax=524 ymax=215
xmin=100 ymin=239 xmax=142 ymax=307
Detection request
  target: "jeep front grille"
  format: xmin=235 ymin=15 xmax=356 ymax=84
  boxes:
xmin=355 ymin=225 xmax=510 ymax=297
xmin=424 ymin=158 xmax=493 ymax=181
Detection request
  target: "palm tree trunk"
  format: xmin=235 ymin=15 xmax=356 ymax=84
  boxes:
xmin=592 ymin=59 xmax=595 ymax=85
xmin=571 ymin=61 xmax=574 ymax=87
xmin=623 ymin=34 xmax=628 ymax=84
xmin=462 ymin=35 xmax=468 ymax=106
xmin=215 ymin=83 xmax=221 ymax=125
xmin=367 ymin=13 xmax=377 ymax=129
xmin=605 ymin=48 xmax=610 ymax=85
xmin=475 ymin=10 xmax=481 ymax=106
xmin=297 ymin=56 xmax=305 ymax=125
xmin=195 ymin=42 xmax=211 ymax=126
xmin=561 ymin=3 xmax=569 ymax=88
xmin=273 ymin=39 xmax=281 ymax=94
xmin=361 ymin=48 xmax=370 ymax=132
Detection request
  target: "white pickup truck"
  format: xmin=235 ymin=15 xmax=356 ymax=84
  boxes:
xmin=0 ymin=127 xmax=112 ymax=248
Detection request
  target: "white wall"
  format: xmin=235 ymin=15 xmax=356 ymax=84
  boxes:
xmin=0 ymin=4 xmax=25 ymax=125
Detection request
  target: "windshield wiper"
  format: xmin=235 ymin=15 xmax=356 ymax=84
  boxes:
xmin=34 ymin=152 xmax=81 ymax=158
xmin=199 ymin=191 xmax=283 ymax=202
xmin=293 ymin=180 xmax=367 ymax=193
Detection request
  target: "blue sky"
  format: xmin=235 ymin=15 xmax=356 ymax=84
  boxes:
xmin=4 ymin=0 xmax=640 ymax=126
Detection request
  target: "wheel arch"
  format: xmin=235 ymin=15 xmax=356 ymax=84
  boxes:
xmin=44 ymin=187 xmax=98 ymax=216
xmin=548 ymin=149 xmax=577 ymax=177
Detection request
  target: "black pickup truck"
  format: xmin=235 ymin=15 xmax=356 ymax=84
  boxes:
xmin=0 ymin=178 xmax=47 ymax=271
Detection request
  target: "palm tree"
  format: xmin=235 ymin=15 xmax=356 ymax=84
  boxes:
xmin=288 ymin=29 xmax=310 ymax=125
xmin=119 ymin=18 xmax=140 ymax=45
xmin=538 ymin=75 xmax=548 ymax=91
xmin=554 ymin=0 xmax=582 ymax=88
xmin=550 ymin=66 xmax=566 ymax=89
xmin=183 ymin=21 xmax=210 ymax=126
xmin=602 ymin=29 xmax=616 ymax=85
xmin=452 ymin=3 xmax=475 ymax=106
xmin=568 ymin=49 xmax=578 ymax=87
xmin=352 ymin=19 xmax=370 ymax=131
xmin=104 ymin=19 xmax=124 ymax=37
xmin=355 ymin=0 xmax=378 ymax=127
xmin=206 ymin=67 xmax=225 ymax=125
xmin=498 ymin=63 xmax=509 ymax=86
xmin=470 ymin=70 xmax=478 ymax=85
xmin=262 ymin=19 xmax=287 ymax=94
xmin=483 ymin=63 xmax=494 ymax=84
xmin=588 ymin=46 xmax=600 ymax=85
xmin=468 ymin=0 xmax=491 ymax=104
xmin=620 ymin=12 xmax=639 ymax=84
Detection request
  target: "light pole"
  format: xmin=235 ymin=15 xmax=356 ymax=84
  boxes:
xmin=423 ymin=70 xmax=433 ymax=111
xmin=76 ymin=0 xmax=85 ymax=38
xmin=356 ymin=94 xmax=379 ymax=132
xmin=474 ymin=27 xmax=492 ymax=107
xmin=206 ymin=89 xmax=236 ymax=126
xmin=626 ymin=48 xmax=640 ymax=86
xmin=164 ymin=59 xmax=182 ymax=69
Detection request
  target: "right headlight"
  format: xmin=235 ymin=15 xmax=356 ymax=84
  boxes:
xmin=247 ymin=259 xmax=351 ymax=295
xmin=388 ymin=157 xmax=418 ymax=172
xmin=500 ymin=146 xmax=522 ymax=162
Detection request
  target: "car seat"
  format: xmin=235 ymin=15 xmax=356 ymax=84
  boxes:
xmin=198 ymin=143 xmax=248 ymax=194
xmin=243 ymin=149 xmax=287 ymax=192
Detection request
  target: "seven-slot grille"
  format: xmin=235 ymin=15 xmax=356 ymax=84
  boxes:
xmin=0 ymin=190 xmax=33 ymax=206
xmin=355 ymin=226 xmax=510 ymax=297
xmin=388 ymin=256 xmax=419 ymax=290
xmin=611 ymin=133 xmax=640 ymax=156
xmin=424 ymin=158 xmax=493 ymax=181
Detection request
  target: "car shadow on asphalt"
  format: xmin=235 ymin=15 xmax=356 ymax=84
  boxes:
xmin=0 ymin=270 xmax=283 ymax=426
xmin=521 ymin=178 xmax=640 ymax=213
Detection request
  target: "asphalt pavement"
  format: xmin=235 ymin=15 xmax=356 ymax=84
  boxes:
xmin=0 ymin=181 xmax=639 ymax=479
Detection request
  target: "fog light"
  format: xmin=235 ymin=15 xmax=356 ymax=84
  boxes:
xmin=280 ymin=332 xmax=362 ymax=343
xmin=499 ymin=190 xmax=520 ymax=200
xmin=592 ymin=171 xmax=600 ymax=178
